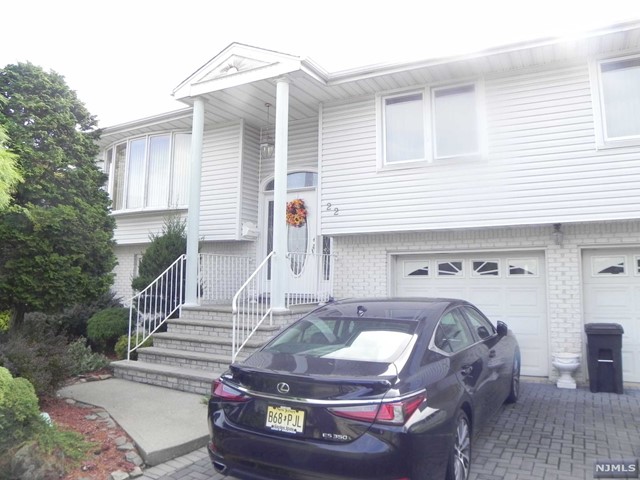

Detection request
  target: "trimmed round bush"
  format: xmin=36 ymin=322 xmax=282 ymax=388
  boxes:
xmin=0 ymin=366 xmax=41 ymax=451
xmin=86 ymin=308 xmax=129 ymax=353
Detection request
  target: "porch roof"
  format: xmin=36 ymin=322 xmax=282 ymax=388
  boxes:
xmin=101 ymin=20 xmax=640 ymax=145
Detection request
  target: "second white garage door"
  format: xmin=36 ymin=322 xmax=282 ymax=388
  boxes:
xmin=393 ymin=251 xmax=548 ymax=377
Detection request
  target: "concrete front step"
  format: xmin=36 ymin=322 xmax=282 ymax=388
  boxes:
xmin=167 ymin=318 xmax=281 ymax=344
xmin=152 ymin=332 xmax=263 ymax=357
xmin=137 ymin=346 xmax=242 ymax=372
xmin=111 ymin=360 xmax=222 ymax=395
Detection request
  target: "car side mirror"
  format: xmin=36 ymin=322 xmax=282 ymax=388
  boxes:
xmin=496 ymin=321 xmax=508 ymax=337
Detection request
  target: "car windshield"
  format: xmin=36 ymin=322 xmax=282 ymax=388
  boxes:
xmin=264 ymin=315 xmax=418 ymax=363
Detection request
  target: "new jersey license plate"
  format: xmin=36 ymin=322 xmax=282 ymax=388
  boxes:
xmin=266 ymin=405 xmax=305 ymax=434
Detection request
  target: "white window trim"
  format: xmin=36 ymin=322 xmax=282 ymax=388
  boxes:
xmin=376 ymin=80 xmax=486 ymax=171
xmin=106 ymin=131 xmax=191 ymax=213
xmin=431 ymin=80 xmax=486 ymax=160
xmin=590 ymin=53 xmax=640 ymax=149
xmin=376 ymin=88 xmax=430 ymax=170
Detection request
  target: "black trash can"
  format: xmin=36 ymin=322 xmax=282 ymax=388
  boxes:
xmin=584 ymin=323 xmax=624 ymax=394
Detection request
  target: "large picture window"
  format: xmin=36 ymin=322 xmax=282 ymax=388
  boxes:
xmin=595 ymin=56 xmax=640 ymax=143
xmin=105 ymin=132 xmax=191 ymax=211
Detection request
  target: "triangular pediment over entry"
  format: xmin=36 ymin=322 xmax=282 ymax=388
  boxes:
xmin=173 ymin=43 xmax=304 ymax=101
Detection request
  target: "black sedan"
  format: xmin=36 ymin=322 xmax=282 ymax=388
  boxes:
xmin=207 ymin=298 xmax=520 ymax=480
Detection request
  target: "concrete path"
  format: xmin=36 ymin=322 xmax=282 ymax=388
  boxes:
xmin=137 ymin=381 xmax=640 ymax=480
xmin=58 ymin=378 xmax=209 ymax=466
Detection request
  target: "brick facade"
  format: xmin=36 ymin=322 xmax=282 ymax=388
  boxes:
xmin=331 ymin=220 xmax=640 ymax=381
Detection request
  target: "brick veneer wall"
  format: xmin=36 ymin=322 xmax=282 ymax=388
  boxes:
xmin=331 ymin=220 xmax=640 ymax=381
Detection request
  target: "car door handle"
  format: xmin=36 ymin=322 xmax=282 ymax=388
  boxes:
xmin=460 ymin=365 xmax=473 ymax=376
xmin=489 ymin=350 xmax=496 ymax=358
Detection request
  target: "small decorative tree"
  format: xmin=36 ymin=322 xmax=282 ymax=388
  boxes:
xmin=131 ymin=216 xmax=187 ymax=320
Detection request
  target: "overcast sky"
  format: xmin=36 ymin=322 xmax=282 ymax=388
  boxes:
xmin=3 ymin=0 xmax=640 ymax=127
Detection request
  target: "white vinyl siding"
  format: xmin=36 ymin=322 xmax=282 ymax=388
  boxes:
xmin=240 ymin=123 xmax=260 ymax=228
xmin=321 ymin=63 xmax=640 ymax=236
xmin=200 ymin=124 xmax=244 ymax=240
xmin=113 ymin=211 xmax=187 ymax=245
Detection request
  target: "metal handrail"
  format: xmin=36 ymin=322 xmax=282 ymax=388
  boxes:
xmin=126 ymin=254 xmax=186 ymax=360
xmin=231 ymin=251 xmax=275 ymax=361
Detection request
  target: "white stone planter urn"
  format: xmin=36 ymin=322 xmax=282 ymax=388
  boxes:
xmin=552 ymin=353 xmax=581 ymax=389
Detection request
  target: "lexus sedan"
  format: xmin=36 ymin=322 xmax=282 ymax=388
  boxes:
xmin=207 ymin=298 xmax=520 ymax=480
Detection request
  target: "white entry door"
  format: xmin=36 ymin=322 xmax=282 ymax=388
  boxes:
xmin=265 ymin=189 xmax=320 ymax=301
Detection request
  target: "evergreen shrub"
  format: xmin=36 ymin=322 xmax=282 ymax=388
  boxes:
xmin=86 ymin=308 xmax=129 ymax=353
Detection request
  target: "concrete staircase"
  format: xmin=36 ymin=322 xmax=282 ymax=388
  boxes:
xmin=111 ymin=305 xmax=309 ymax=395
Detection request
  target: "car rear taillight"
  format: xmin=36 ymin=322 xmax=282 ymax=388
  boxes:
xmin=211 ymin=379 xmax=249 ymax=402
xmin=329 ymin=393 xmax=425 ymax=425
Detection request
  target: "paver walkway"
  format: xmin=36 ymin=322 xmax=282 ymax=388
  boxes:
xmin=139 ymin=381 xmax=640 ymax=480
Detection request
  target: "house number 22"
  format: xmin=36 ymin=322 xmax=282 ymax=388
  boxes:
xmin=326 ymin=203 xmax=339 ymax=215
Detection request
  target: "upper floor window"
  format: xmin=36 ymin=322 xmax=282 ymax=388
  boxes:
xmin=379 ymin=82 xmax=482 ymax=167
xmin=432 ymin=84 xmax=479 ymax=158
xmin=104 ymin=132 xmax=191 ymax=212
xmin=594 ymin=55 xmax=640 ymax=146
xmin=382 ymin=92 xmax=426 ymax=164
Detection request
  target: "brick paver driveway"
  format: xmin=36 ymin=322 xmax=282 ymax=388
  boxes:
xmin=141 ymin=381 xmax=640 ymax=480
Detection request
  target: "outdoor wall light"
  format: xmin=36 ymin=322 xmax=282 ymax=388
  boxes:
xmin=553 ymin=223 xmax=564 ymax=246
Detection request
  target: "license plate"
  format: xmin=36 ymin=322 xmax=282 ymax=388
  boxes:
xmin=266 ymin=405 xmax=305 ymax=434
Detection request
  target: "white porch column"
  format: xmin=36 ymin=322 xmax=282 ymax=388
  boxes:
xmin=184 ymin=97 xmax=205 ymax=306
xmin=272 ymin=78 xmax=290 ymax=312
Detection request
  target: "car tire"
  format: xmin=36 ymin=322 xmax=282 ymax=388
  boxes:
xmin=504 ymin=354 xmax=520 ymax=404
xmin=446 ymin=410 xmax=471 ymax=480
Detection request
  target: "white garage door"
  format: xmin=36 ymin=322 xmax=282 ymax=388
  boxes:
xmin=582 ymin=249 xmax=640 ymax=383
xmin=394 ymin=252 xmax=548 ymax=377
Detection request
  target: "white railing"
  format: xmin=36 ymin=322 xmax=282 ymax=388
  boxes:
xmin=231 ymin=252 xmax=274 ymax=362
xmin=127 ymin=254 xmax=186 ymax=360
xmin=198 ymin=253 xmax=254 ymax=305
xmin=285 ymin=252 xmax=335 ymax=306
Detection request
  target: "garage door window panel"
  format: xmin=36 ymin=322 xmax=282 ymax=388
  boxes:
xmin=437 ymin=261 xmax=463 ymax=277
xmin=472 ymin=260 xmax=499 ymax=277
xmin=404 ymin=260 xmax=430 ymax=277
xmin=507 ymin=258 xmax=539 ymax=277
xmin=592 ymin=256 xmax=626 ymax=276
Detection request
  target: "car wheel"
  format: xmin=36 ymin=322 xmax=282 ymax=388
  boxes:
xmin=505 ymin=354 xmax=520 ymax=404
xmin=446 ymin=410 xmax=471 ymax=480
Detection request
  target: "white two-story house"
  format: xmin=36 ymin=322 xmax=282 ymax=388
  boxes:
xmin=101 ymin=20 xmax=640 ymax=385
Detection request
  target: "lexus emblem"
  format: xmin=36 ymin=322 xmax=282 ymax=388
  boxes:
xmin=276 ymin=382 xmax=290 ymax=394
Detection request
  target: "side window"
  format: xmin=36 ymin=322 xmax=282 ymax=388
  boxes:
xmin=432 ymin=310 xmax=474 ymax=354
xmin=463 ymin=307 xmax=496 ymax=340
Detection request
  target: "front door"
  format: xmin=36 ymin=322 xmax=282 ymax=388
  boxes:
xmin=265 ymin=189 xmax=321 ymax=303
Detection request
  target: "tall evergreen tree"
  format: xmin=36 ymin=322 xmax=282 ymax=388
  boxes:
xmin=0 ymin=62 xmax=116 ymax=329
xmin=0 ymin=123 xmax=22 ymax=210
